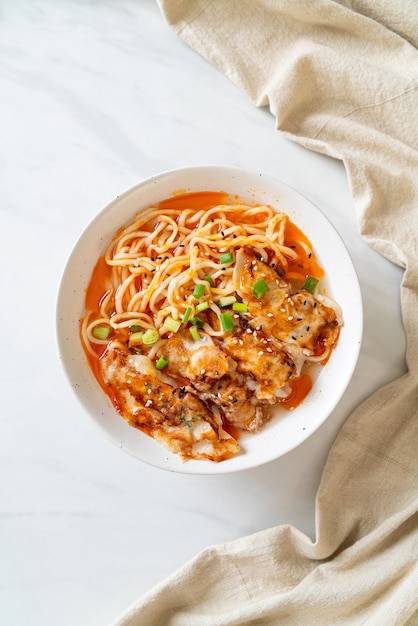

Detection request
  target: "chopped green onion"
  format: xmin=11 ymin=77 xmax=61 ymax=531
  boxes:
xmin=190 ymin=315 xmax=204 ymax=328
xmin=204 ymin=274 xmax=214 ymax=287
xmin=129 ymin=346 xmax=143 ymax=355
xmin=189 ymin=326 xmax=201 ymax=341
xmin=302 ymin=276 xmax=319 ymax=294
xmin=220 ymin=312 xmax=234 ymax=332
xmin=142 ymin=328 xmax=160 ymax=345
xmin=219 ymin=252 xmax=234 ymax=265
xmin=129 ymin=331 xmax=144 ymax=347
xmin=196 ymin=301 xmax=209 ymax=313
xmin=232 ymin=301 xmax=248 ymax=312
xmin=130 ymin=324 xmax=142 ymax=333
xmin=217 ymin=295 xmax=236 ymax=308
xmin=192 ymin=283 xmax=205 ymax=299
xmin=155 ymin=355 xmax=169 ymax=370
xmin=92 ymin=325 xmax=110 ymax=340
xmin=162 ymin=316 xmax=181 ymax=333
xmin=251 ymin=278 xmax=269 ymax=299
xmin=182 ymin=306 xmax=192 ymax=324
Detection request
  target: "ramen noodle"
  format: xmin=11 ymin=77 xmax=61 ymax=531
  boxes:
xmin=81 ymin=191 xmax=342 ymax=462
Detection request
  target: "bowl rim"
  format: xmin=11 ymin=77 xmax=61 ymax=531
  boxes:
xmin=56 ymin=164 xmax=363 ymax=474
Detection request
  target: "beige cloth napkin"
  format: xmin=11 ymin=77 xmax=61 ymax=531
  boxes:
xmin=112 ymin=1 xmax=418 ymax=624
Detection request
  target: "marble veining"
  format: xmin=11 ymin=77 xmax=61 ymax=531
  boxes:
xmin=0 ymin=1 xmax=406 ymax=625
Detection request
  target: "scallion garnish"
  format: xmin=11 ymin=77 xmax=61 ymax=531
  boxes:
xmin=129 ymin=331 xmax=144 ymax=347
xmin=130 ymin=324 xmax=142 ymax=333
xmin=162 ymin=316 xmax=181 ymax=333
xmin=217 ymin=295 xmax=236 ymax=308
xmin=192 ymin=283 xmax=205 ymax=299
xmin=189 ymin=326 xmax=201 ymax=341
xmin=251 ymin=278 xmax=269 ymax=299
xmin=219 ymin=252 xmax=234 ymax=265
xmin=155 ymin=355 xmax=169 ymax=370
xmin=142 ymin=328 xmax=160 ymax=345
xmin=190 ymin=315 xmax=205 ymax=328
xmin=196 ymin=301 xmax=209 ymax=313
xmin=204 ymin=274 xmax=214 ymax=287
xmin=302 ymin=276 xmax=319 ymax=294
xmin=182 ymin=306 xmax=192 ymax=324
xmin=92 ymin=325 xmax=111 ymax=340
xmin=232 ymin=302 xmax=248 ymax=312
xmin=219 ymin=312 xmax=234 ymax=332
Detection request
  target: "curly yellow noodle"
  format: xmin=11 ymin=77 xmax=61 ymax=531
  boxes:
xmin=82 ymin=202 xmax=302 ymax=356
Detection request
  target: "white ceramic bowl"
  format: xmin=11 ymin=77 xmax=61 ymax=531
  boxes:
xmin=57 ymin=165 xmax=362 ymax=474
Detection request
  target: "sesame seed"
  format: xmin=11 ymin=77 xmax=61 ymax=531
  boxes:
xmin=267 ymin=313 xmax=273 ymax=317
xmin=267 ymin=348 xmax=272 ymax=353
xmin=246 ymin=328 xmax=252 ymax=334
xmin=200 ymin=369 xmax=206 ymax=375
xmin=258 ymin=351 xmax=264 ymax=356
xmin=239 ymin=339 xmax=244 ymax=345
xmin=145 ymin=399 xmax=152 ymax=407
xmin=148 ymin=388 xmax=152 ymax=395
xmin=288 ymin=316 xmax=294 ymax=321
xmin=280 ymin=308 xmax=286 ymax=313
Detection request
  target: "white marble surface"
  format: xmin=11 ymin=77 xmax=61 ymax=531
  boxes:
xmin=0 ymin=1 xmax=407 ymax=625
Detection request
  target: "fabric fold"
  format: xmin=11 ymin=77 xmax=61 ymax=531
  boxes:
xmin=112 ymin=1 xmax=418 ymax=624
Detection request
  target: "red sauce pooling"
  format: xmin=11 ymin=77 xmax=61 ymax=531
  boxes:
xmin=283 ymin=220 xmax=324 ymax=284
xmin=159 ymin=191 xmax=228 ymax=211
xmin=85 ymin=255 xmax=112 ymax=312
xmin=280 ymin=374 xmax=313 ymax=411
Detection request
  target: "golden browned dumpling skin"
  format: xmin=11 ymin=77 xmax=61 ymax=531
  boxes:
xmin=100 ymin=344 xmax=240 ymax=462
